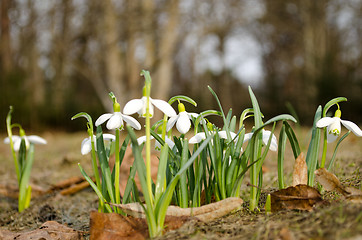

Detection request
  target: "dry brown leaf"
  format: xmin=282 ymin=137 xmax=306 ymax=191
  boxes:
xmin=0 ymin=183 xmax=46 ymax=199
xmin=292 ymin=152 xmax=308 ymax=186
xmin=314 ymin=168 xmax=348 ymax=195
xmin=315 ymin=168 xmax=362 ymax=203
xmin=0 ymin=221 xmax=84 ymax=240
xmin=111 ymin=197 xmax=243 ymax=222
xmin=270 ymin=184 xmax=323 ymax=212
xmin=90 ymin=211 xmax=148 ymax=240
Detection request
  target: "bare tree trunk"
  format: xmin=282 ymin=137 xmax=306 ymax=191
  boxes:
xmin=51 ymin=0 xmax=71 ymax=114
xmin=0 ymin=0 xmax=13 ymax=73
xmin=101 ymin=0 xmax=125 ymax=102
xmin=153 ymin=0 xmax=180 ymax=101
xmin=301 ymin=0 xmax=327 ymax=112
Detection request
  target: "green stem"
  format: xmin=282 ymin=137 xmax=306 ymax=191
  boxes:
xmin=6 ymin=107 xmax=20 ymax=182
xmin=115 ymin=128 xmax=121 ymax=211
xmin=144 ymin=72 xmax=154 ymax=206
xmin=320 ymin=128 xmax=328 ymax=168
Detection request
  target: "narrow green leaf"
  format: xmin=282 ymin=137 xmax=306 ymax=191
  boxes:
xmin=154 ymin=143 xmax=169 ymax=204
xmin=18 ymin=144 xmax=35 ymax=212
xmin=277 ymin=123 xmax=287 ymax=189
xmin=96 ymin=126 xmax=115 ymax=203
xmin=306 ymin=106 xmax=322 ymax=186
xmin=78 ymin=163 xmax=112 ymax=212
xmin=284 ymin=121 xmax=301 ymax=158
xmin=323 ymin=97 xmax=347 ymax=117
xmin=328 ymin=131 xmax=350 ymax=170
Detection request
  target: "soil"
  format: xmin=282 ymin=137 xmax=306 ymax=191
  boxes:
xmin=0 ymin=129 xmax=361 ymax=240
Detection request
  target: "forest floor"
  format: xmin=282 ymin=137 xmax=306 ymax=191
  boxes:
xmin=0 ymin=129 xmax=361 ymax=240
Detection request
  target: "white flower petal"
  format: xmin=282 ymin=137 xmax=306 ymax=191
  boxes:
xmin=316 ymin=117 xmax=335 ymax=128
xmin=262 ymin=130 xmax=278 ymax=151
xmin=150 ymin=98 xmax=177 ymax=117
xmin=243 ymin=133 xmax=253 ymax=143
xmin=326 ymin=132 xmax=339 ymax=143
xmin=188 ymin=113 xmax=199 ymax=119
xmin=95 ymin=113 xmax=113 ymax=126
xmin=27 ymin=135 xmax=47 ymax=145
xmin=189 ymin=132 xmax=206 ymax=144
xmin=123 ymin=99 xmax=144 ymax=115
xmin=13 ymin=139 xmax=22 ymax=151
xmin=106 ymin=113 xmax=123 ymax=130
xmin=4 ymin=135 xmax=20 ymax=144
xmin=341 ymin=120 xmax=362 ymax=137
xmin=218 ymin=131 xmax=237 ymax=141
xmin=122 ymin=114 xmax=141 ymax=130
xmin=103 ymin=134 xmax=116 ymax=141
xmin=164 ymin=136 xmax=175 ymax=149
xmin=81 ymin=137 xmax=92 ymax=155
xmin=137 ymin=136 xmax=148 ymax=145
xmin=176 ymin=112 xmax=191 ymax=134
xmin=166 ymin=115 xmax=178 ymax=132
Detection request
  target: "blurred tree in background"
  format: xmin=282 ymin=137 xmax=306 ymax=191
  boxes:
xmin=0 ymin=0 xmax=361 ymax=131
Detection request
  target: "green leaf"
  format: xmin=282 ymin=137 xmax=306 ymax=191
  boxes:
xmin=78 ymin=163 xmax=112 ymax=212
xmin=328 ymin=131 xmax=350 ymax=170
xmin=284 ymin=121 xmax=301 ymax=159
xmin=277 ymin=123 xmax=287 ymax=189
xmin=155 ymin=134 xmax=213 ymax=231
xmin=154 ymin=143 xmax=169 ymax=204
xmin=306 ymin=106 xmax=322 ymax=186
xmin=96 ymin=126 xmax=115 ymax=203
xmin=18 ymin=144 xmax=35 ymax=212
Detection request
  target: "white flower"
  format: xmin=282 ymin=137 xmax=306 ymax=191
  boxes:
xmin=81 ymin=134 xmax=115 ymax=155
xmin=123 ymin=96 xmax=176 ymax=118
xmin=95 ymin=112 xmax=141 ymax=130
xmin=166 ymin=102 xmax=198 ymax=134
xmin=316 ymin=110 xmax=362 ymax=143
xmin=243 ymin=129 xmax=278 ymax=151
xmin=4 ymin=135 xmax=47 ymax=151
xmin=136 ymin=135 xmax=175 ymax=150
xmin=189 ymin=131 xmax=238 ymax=144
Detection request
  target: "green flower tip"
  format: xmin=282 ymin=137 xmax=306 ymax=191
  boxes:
xmin=334 ymin=109 xmax=341 ymax=118
xmin=19 ymin=128 xmax=25 ymax=137
xmin=113 ymin=102 xmax=121 ymax=112
xmin=178 ymin=102 xmax=186 ymax=113
xmin=207 ymin=122 xmax=213 ymax=131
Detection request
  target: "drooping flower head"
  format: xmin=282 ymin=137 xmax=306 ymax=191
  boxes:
xmin=4 ymin=128 xmax=47 ymax=151
xmin=167 ymin=102 xmax=198 ymax=134
xmin=81 ymin=134 xmax=116 ymax=155
xmin=123 ymin=87 xmax=176 ymax=118
xmin=243 ymin=129 xmax=278 ymax=151
xmin=316 ymin=109 xmax=362 ymax=143
xmin=95 ymin=92 xmax=141 ymax=130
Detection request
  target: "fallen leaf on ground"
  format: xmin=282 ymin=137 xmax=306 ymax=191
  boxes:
xmin=314 ymin=168 xmax=349 ymax=195
xmin=90 ymin=211 xmax=148 ymax=240
xmin=270 ymin=184 xmax=323 ymax=212
xmin=0 ymin=183 xmax=46 ymax=199
xmin=315 ymin=168 xmax=362 ymax=203
xmin=0 ymin=221 xmax=84 ymax=240
xmin=292 ymin=152 xmax=308 ymax=186
xmin=110 ymin=197 xmax=243 ymax=222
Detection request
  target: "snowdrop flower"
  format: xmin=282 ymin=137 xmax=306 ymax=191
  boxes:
xmin=243 ymin=129 xmax=278 ymax=151
xmin=4 ymin=129 xmax=47 ymax=151
xmin=316 ymin=109 xmax=362 ymax=143
xmin=136 ymin=135 xmax=175 ymax=150
xmin=166 ymin=102 xmax=198 ymax=134
xmin=189 ymin=130 xmax=238 ymax=144
xmin=123 ymin=88 xmax=176 ymax=118
xmin=81 ymin=134 xmax=115 ymax=155
xmin=95 ymin=100 xmax=141 ymax=130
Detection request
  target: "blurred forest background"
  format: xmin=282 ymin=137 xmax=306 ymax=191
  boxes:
xmin=0 ymin=0 xmax=361 ymax=131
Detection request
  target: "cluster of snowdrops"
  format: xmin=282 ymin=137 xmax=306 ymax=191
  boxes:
xmin=5 ymin=70 xmax=362 ymax=237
